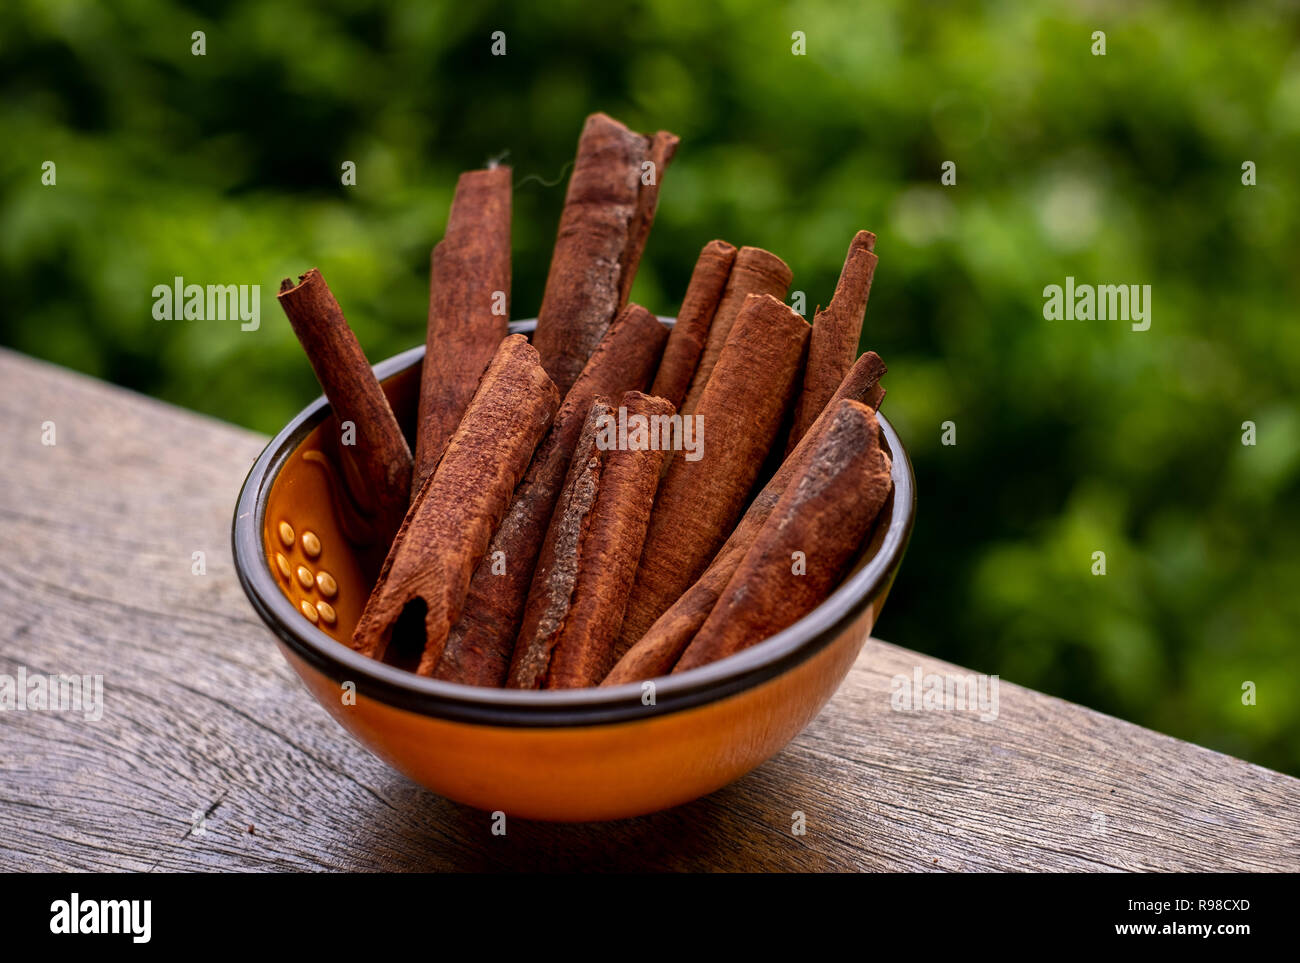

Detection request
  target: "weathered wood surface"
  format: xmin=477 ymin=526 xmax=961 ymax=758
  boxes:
xmin=1 ymin=348 xmax=1296 ymax=872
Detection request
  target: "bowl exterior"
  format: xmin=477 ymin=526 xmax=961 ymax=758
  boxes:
xmin=234 ymin=324 xmax=913 ymax=822
xmin=277 ymin=588 xmax=886 ymax=821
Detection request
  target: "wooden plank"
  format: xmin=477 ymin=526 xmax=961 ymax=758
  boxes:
xmin=1 ymin=347 xmax=1296 ymax=872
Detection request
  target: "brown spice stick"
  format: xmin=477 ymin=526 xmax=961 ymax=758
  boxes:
xmin=674 ymin=399 xmax=893 ymax=672
xmin=430 ymin=304 xmax=669 ymax=686
xmin=509 ymin=391 xmax=674 ymax=689
xmin=678 ymin=246 xmax=792 ymax=416
xmin=649 ymin=239 xmax=737 ymax=408
xmin=414 ymin=166 xmax=512 ymax=488
xmin=604 ymin=350 xmax=887 ymax=685
xmin=349 ymin=335 xmax=559 ymax=669
xmin=277 ymin=269 xmax=413 ymax=545
xmin=532 ymin=113 xmax=679 ymax=395
xmin=786 ymin=230 xmax=878 ymax=452
xmin=619 ymin=131 xmax=680 ymax=304
xmin=615 ymin=293 xmax=810 ymax=651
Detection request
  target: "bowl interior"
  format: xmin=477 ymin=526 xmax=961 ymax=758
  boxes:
xmin=239 ymin=322 xmax=915 ymax=721
xmin=263 ymin=350 xmax=902 ymax=667
xmin=263 ymin=362 xmax=420 ymax=644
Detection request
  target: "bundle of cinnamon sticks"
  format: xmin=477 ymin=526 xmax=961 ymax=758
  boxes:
xmin=275 ymin=112 xmax=894 ymax=690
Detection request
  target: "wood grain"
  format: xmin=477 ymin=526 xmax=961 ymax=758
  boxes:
xmin=0 ymin=348 xmax=1296 ymax=872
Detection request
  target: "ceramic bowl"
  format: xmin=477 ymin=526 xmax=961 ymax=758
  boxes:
xmin=232 ymin=319 xmax=915 ymax=821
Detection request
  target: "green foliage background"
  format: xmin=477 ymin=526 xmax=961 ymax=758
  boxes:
xmin=3 ymin=1 xmax=1298 ymax=774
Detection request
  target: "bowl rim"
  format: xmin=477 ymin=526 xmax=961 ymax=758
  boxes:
xmin=232 ymin=318 xmax=916 ymax=728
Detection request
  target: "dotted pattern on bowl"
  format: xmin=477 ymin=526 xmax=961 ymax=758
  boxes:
xmin=272 ymin=519 xmax=339 ymax=628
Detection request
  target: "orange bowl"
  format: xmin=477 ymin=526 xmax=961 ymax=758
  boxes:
xmin=232 ymin=319 xmax=915 ymax=821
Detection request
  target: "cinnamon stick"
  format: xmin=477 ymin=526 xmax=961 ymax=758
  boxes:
xmin=604 ymin=350 xmax=887 ymax=685
xmin=679 ymin=246 xmax=792 ymax=416
xmin=674 ymin=398 xmax=893 ymax=672
xmin=414 ymin=166 xmax=512 ymax=488
xmin=649 ymin=239 xmax=737 ymax=408
xmin=277 ymin=269 xmax=413 ymax=545
xmin=615 ymin=293 xmax=810 ymax=651
xmin=349 ymin=335 xmax=559 ymax=670
xmin=509 ymin=391 xmax=674 ymax=689
xmin=786 ymin=230 xmax=877 ymax=452
xmin=619 ymin=131 xmax=680 ymax=306
xmin=532 ymin=113 xmax=679 ymax=395
xmin=430 ymin=304 xmax=668 ymax=686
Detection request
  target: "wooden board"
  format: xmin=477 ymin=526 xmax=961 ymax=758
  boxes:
xmin=1 ymin=348 xmax=1296 ymax=872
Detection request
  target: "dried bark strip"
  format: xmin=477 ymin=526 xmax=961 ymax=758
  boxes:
xmin=414 ymin=166 xmax=512 ymax=488
xmin=431 ymin=304 xmax=668 ymax=686
xmin=786 ymin=230 xmax=878 ymax=452
xmin=618 ymin=131 xmax=681 ymax=305
xmin=649 ymin=239 xmax=737 ymax=408
xmin=674 ymin=399 xmax=893 ymax=672
xmin=509 ymin=391 xmax=673 ymax=689
xmin=615 ymin=293 xmax=809 ymax=651
xmin=679 ymin=246 xmax=792 ymax=416
xmin=277 ymin=269 xmax=413 ymax=545
xmin=349 ymin=335 xmax=559 ymax=669
xmin=604 ymin=350 xmax=887 ymax=684
xmin=532 ymin=113 xmax=679 ymax=395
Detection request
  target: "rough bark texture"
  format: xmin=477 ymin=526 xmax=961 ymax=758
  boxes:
xmin=679 ymin=246 xmax=792 ymax=416
xmin=276 ymin=269 xmax=413 ymax=546
xmin=532 ymin=113 xmax=678 ymax=396
xmin=604 ymin=350 xmax=887 ymax=684
xmin=349 ymin=335 xmax=559 ymax=670
xmin=414 ymin=166 xmax=512 ymax=488
xmin=431 ymin=304 xmax=668 ymax=686
xmin=786 ymin=230 xmax=878 ymax=452
xmin=509 ymin=392 xmax=673 ymax=689
xmin=675 ymin=399 xmax=893 ymax=672
xmin=619 ymin=131 xmax=681 ymax=305
xmin=616 ymin=293 xmax=809 ymax=651
xmin=649 ymin=239 xmax=737 ymax=408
